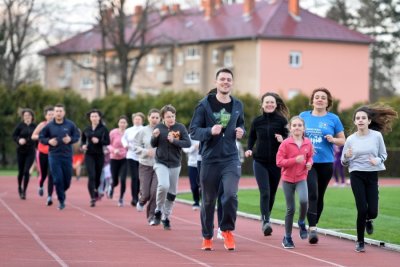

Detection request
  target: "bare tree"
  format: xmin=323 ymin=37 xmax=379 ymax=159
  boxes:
xmin=97 ymin=0 xmax=176 ymax=95
xmin=0 ymin=0 xmax=43 ymax=90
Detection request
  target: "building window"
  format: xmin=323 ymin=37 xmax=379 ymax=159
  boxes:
xmin=288 ymin=89 xmax=300 ymax=100
xmin=81 ymin=55 xmax=93 ymax=67
xmin=80 ymin=77 xmax=94 ymax=90
xmin=289 ymin=51 xmax=302 ymax=68
xmin=146 ymin=55 xmax=155 ymax=72
xmin=224 ymin=50 xmax=233 ymax=68
xmin=185 ymin=46 xmax=200 ymax=60
xmin=184 ymin=71 xmax=200 ymax=84
xmin=212 ymin=49 xmax=219 ymax=64
xmin=176 ymin=52 xmax=183 ymax=66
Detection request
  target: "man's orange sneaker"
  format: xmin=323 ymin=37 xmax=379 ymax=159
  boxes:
xmin=201 ymin=238 xmax=213 ymax=251
xmin=221 ymin=231 xmax=235 ymax=251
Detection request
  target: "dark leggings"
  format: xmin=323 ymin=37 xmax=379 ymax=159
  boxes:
xmin=350 ymin=171 xmax=379 ymax=242
xmin=17 ymin=150 xmax=35 ymax=193
xmin=85 ymin=153 xmax=104 ymax=199
xmin=188 ymin=166 xmax=200 ymax=204
xmin=128 ymin=159 xmax=140 ymax=204
xmin=110 ymin=158 xmax=128 ymax=200
xmin=39 ymin=152 xmax=54 ymax=196
xmin=253 ymin=160 xmax=281 ymax=222
xmin=307 ymin=163 xmax=333 ymax=227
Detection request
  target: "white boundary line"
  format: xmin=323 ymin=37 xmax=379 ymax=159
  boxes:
xmin=171 ymin=212 xmax=346 ymax=267
xmin=177 ymin=198 xmax=400 ymax=253
xmin=69 ymin=204 xmax=212 ymax=267
xmin=0 ymin=197 xmax=68 ymax=267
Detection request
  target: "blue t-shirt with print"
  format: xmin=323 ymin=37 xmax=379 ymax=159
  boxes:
xmin=299 ymin=111 xmax=344 ymax=163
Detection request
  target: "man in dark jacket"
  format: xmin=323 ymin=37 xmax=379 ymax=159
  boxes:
xmin=39 ymin=104 xmax=80 ymax=210
xmin=189 ymin=68 xmax=245 ymax=251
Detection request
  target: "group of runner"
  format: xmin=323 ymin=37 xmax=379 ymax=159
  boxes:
xmin=12 ymin=68 xmax=397 ymax=253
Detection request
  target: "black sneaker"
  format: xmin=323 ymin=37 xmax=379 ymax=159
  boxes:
xmin=90 ymin=199 xmax=96 ymax=207
xmin=38 ymin=187 xmax=44 ymax=197
xmin=355 ymin=241 xmax=365 ymax=252
xmin=58 ymin=202 xmax=65 ymax=210
xmin=20 ymin=191 xmax=26 ymax=200
xmin=282 ymin=236 xmax=295 ymax=249
xmin=162 ymin=218 xmax=171 ymax=230
xmin=47 ymin=196 xmax=53 ymax=206
xmin=153 ymin=210 xmax=161 ymax=226
xmin=298 ymin=221 xmax=308 ymax=240
xmin=308 ymin=230 xmax=319 ymax=244
xmin=366 ymin=220 xmax=374 ymax=235
xmin=262 ymin=220 xmax=273 ymax=236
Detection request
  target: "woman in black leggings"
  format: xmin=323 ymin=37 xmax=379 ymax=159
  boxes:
xmin=81 ymin=109 xmax=110 ymax=207
xmin=12 ymin=108 xmax=37 ymax=199
xmin=244 ymin=92 xmax=289 ymax=236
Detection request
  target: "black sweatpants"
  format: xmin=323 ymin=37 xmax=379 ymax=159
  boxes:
xmin=350 ymin=171 xmax=379 ymax=242
xmin=200 ymin=160 xmax=241 ymax=239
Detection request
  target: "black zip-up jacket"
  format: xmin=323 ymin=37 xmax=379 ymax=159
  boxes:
xmin=81 ymin=123 xmax=110 ymax=155
xmin=247 ymin=112 xmax=288 ymax=164
xmin=150 ymin=122 xmax=191 ymax=168
xmin=12 ymin=122 xmax=37 ymax=154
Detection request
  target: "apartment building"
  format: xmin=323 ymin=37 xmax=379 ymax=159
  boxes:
xmin=39 ymin=0 xmax=373 ymax=108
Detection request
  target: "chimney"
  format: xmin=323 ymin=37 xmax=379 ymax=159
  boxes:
xmin=101 ymin=8 xmax=113 ymax=25
xmin=160 ymin=4 xmax=169 ymax=16
xmin=172 ymin=4 xmax=180 ymax=14
xmin=204 ymin=0 xmax=215 ymax=20
xmin=133 ymin=5 xmax=143 ymax=24
xmin=215 ymin=0 xmax=223 ymax=9
xmin=288 ymin=0 xmax=300 ymax=18
xmin=243 ymin=0 xmax=255 ymax=18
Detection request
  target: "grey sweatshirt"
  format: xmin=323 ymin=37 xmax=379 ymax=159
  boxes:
xmin=133 ymin=125 xmax=156 ymax=167
xmin=341 ymin=129 xmax=387 ymax=173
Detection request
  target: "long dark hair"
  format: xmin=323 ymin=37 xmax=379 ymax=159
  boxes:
xmin=260 ymin=92 xmax=290 ymax=119
xmin=353 ymin=104 xmax=398 ymax=134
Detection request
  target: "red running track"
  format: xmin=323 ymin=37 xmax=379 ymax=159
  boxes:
xmin=0 ymin=176 xmax=399 ymax=267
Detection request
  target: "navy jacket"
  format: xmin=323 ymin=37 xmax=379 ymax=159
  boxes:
xmin=39 ymin=118 xmax=80 ymax=157
xmin=189 ymin=95 xmax=245 ymax=164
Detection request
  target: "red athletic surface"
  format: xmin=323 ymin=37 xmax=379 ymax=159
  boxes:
xmin=0 ymin=176 xmax=399 ymax=267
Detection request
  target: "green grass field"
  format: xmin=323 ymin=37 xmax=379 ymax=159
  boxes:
xmin=178 ymin=186 xmax=400 ymax=245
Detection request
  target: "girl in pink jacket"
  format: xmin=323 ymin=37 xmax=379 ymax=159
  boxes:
xmin=276 ymin=116 xmax=313 ymax=249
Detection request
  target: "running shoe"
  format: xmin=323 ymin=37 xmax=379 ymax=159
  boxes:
xmin=221 ymin=231 xmax=235 ymax=251
xmin=201 ymin=238 xmax=213 ymax=251
xmin=152 ymin=210 xmax=162 ymax=226
xmin=38 ymin=187 xmax=44 ymax=197
xmin=47 ymin=196 xmax=53 ymax=206
xmin=118 ymin=199 xmax=124 ymax=207
xmin=366 ymin=220 xmax=374 ymax=235
xmin=58 ymin=202 xmax=65 ymax=210
xmin=355 ymin=241 xmax=365 ymax=252
xmin=308 ymin=229 xmax=319 ymax=244
xmin=298 ymin=221 xmax=308 ymax=240
xmin=262 ymin=221 xmax=273 ymax=236
xmin=162 ymin=218 xmax=171 ymax=230
xmin=282 ymin=236 xmax=295 ymax=249
xmin=136 ymin=202 xmax=144 ymax=212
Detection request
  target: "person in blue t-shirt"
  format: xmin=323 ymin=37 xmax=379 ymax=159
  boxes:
xmin=299 ymin=88 xmax=345 ymax=244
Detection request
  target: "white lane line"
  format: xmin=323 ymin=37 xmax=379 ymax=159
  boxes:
xmin=172 ymin=215 xmax=347 ymax=267
xmin=70 ymin=204 xmax=212 ymax=267
xmin=0 ymin=197 xmax=68 ymax=267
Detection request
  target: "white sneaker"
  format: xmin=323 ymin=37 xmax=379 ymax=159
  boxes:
xmin=136 ymin=202 xmax=144 ymax=212
xmin=217 ymin=228 xmax=224 ymax=240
